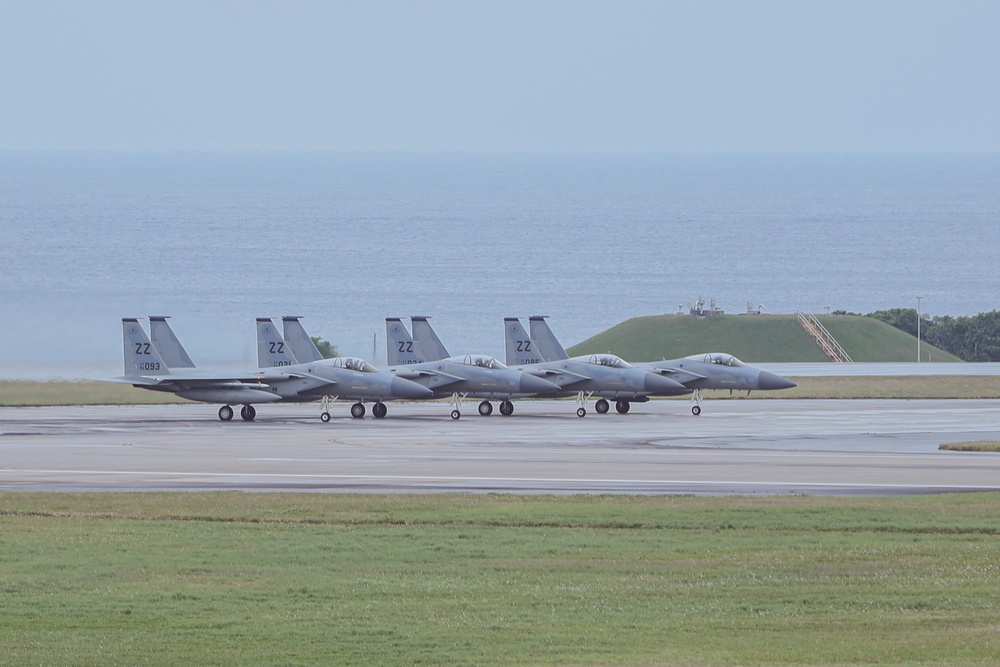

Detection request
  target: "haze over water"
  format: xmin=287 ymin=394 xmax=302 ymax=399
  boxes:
xmin=2 ymin=152 xmax=998 ymax=379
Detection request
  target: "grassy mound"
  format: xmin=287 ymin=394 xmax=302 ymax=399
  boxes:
xmin=569 ymin=313 xmax=959 ymax=362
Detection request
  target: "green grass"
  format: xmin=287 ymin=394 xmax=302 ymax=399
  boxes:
xmin=761 ymin=374 xmax=1000 ymax=399
xmin=6 ymin=375 xmax=1000 ymax=407
xmin=2 ymin=493 xmax=1000 ymax=666
xmin=569 ymin=314 xmax=960 ymax=363
xmin=940 ymin=441 xmax=1000 ymax=452
xmin=0 ymin=381 xmax=188 ymax=406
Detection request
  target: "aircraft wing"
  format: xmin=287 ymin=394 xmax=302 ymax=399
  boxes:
xmin=522 ymin=367 xmax=590 ymax=382
xmin=647 ymin=367 xmax=706 ymax=384
xmin=115 ymin=370 xmax=310 ymax=388
xmin=392 ymin=368 xmax=465 ymax=384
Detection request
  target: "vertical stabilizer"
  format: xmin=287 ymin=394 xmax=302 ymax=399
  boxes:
xmin=148 ymin=316 xmax=196 ymax=368
xmin=256 ymin=318 xmax=297 ymax=367
xmin=410 ymin=316 xmax=450 ymax=362
xmin=282 ymin=316 xmax=324 ymax=362
xmin=529 ymin=316 xmax=569 ymax=361
xmin=504 ymin=317 xmax=545 ymax=365
xmin=122 ymin=318 xmax=170 ymax=376
xmin=386 ymin=318 xmax=424 ymax=366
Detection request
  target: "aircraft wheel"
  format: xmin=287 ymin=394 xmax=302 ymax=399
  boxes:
xmin=451 ymin=409 xmax=461 ymax=420
xmin=576 ymin=407 xmax=586 ymax=418
xmin=373 ymin=402 xmax=388 ymax=419
xmin=499 ymin=400 xmax=514 ymax=416
xmin=692 ymin=405 xmax=702 ymax=416
xmin=240 ymin=405 xmax=256 ymax=421
xmin=351 ymin=402 xmax=366 ymax=419
xmin=478 ymin=400 xmax=493 ymax=416
xmin=320 ymin=412 xmax=331 ymax=423
xmin=219 ymin=405 xmax=234 ymax=421
xmin=595 ymin=398 xmax=610 ymax=414
xmin=615 ymin=400 xmax=630 ymax=414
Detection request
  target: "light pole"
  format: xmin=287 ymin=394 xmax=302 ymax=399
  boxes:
xmin=916 ymin=296 xmax=922 ymax=363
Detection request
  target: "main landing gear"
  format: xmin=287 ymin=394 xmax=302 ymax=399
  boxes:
xmin=478 ymin=400 xmax=515 ymax=417
xmin=594 ymin=398 xmax=631 ymax=415
xmin=218 ymin=404 xmax=255 ymax=422
xmin=318 ymin=396 xmax=389 ymax=422
xmin=349 ymin=402 xmax=387 ymax=419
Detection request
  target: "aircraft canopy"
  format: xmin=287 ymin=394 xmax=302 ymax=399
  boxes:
xmin=586 ymin=354 xmax=632 ymax=369
xmin=687 ymin=353 xmax=746 ymax=367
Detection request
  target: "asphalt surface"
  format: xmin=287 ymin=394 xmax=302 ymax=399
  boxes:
xmin=2 ymin=399 xmax=999 ymax=495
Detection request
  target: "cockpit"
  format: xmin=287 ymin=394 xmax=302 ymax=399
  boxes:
xmin=687 ymin=353 xmax=746 ymax=367
xmin=327 ymin=357 xmax=377 ymax=372
xmin=458 ymin=354 xmax=507 ymax=369
xmin=585 ymin=354 xmax=632 ymax=369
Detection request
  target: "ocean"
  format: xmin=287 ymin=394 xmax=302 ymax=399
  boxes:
xmin=2 ymin=152 xmax=998 ymax=379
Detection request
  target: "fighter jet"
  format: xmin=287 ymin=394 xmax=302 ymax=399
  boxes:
xmin=636 ymin=352 xmax=797 ymax=415
xmin=502 ymin=317 xmax=688 ymax=417
xmin=116 ymin=317 xmax=431 ymax=422
xmin=385 ymin=317 xmax=559 ymax=419
xmin=115 ymin=317 xmax=286 ymax=421
xmin=255 ymin=317 xmax=433 ymax=420
xmin=527 ymin=315 xmax=796 ymax=415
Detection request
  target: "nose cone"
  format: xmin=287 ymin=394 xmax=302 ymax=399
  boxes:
xmin=757 ymin=371 xmax=797 ymax=391
xmin=390 ymin=376 xmax=434 ymax=400
xmin=644 ymin=372 xmax=688 ymax=395
xmin=519 ymin=373 xmax=560 ymax=396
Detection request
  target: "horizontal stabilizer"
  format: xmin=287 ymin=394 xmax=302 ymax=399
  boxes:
xmin=176 ymin=387 xmax=283 ymax=404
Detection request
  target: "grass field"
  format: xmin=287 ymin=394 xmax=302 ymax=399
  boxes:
xmin=2 ymin=493 xmax=999 ymax=666
xmin=4 ymin=375 xmax=1000 ymax=406
xmin=0 ymin=380 xmax=188 ymax=406
xmin=940 ymin=441 xmax=1000 ymax=452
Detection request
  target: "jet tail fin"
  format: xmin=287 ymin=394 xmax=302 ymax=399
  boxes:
xmin=148 ymin=316 xmax=196 ymax=368
xmin=282 ymin=316 xmax=324 ymax=362
xmin=122 ymin=318 xmax=170 ymax=376
xmin=256 ymin=318 xmax=298 ymax=368
xmin=386 ymin=318 xmax=425 ymax=366
xmin=410 ymin=316 xmax=450 ymax=362
xmin=529 ymin=316 xmax=569 ymax=361
xmin=504 ymin=317 xmax=545 ymax=365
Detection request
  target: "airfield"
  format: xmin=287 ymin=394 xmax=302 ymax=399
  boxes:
xmin=2 ymin=398 xmax=999 ymax=495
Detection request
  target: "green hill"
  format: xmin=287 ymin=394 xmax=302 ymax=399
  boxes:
xmin=567 ymin=314 xmax=960 ymax=363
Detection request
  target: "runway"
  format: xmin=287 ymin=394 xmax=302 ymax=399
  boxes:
xmin=2 ymin=399 xmax=999 ymax=495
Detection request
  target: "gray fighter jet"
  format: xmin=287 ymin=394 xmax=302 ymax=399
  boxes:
xmin=385 ymin=317 xmax=559 ymax=419
xmin=527 ymin=315 xmax=796 ymax=415
xmin=254 ymin=317 xmax=432 ymax=420
xmin=502 ymin=317 xmax=688 ymax=417
xmin=116 ymin=317 xmax=431 ymax=422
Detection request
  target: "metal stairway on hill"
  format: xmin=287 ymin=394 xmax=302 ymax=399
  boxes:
xmin=797 ymin=312 xmax=853 ymax=363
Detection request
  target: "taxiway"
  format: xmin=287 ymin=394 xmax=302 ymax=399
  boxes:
xmin=1 ymin=399 xmax=999 ymax=494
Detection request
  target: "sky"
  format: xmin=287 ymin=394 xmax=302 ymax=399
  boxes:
xmin=1 ymin=0 xmax=998 ymax=152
